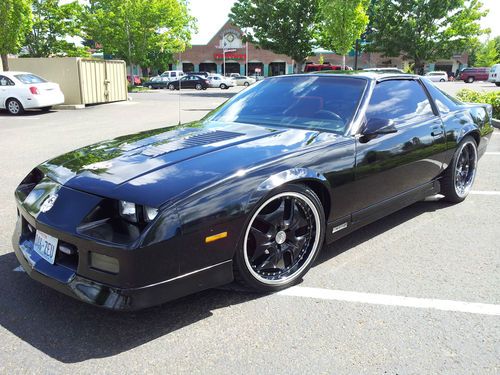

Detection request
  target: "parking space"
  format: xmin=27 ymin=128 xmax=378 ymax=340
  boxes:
xmin=0 ymin=83 xmax=499 ymax=374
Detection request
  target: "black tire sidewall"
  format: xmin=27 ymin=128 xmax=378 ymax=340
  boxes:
xmin=234 ymin=183 xmax=326 ymax=292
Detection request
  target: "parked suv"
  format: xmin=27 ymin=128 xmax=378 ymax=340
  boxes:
xmin=160 ymin=70 xmax=184 ymax=81
xmin=459 ymin=67 xmax=489 ymax=83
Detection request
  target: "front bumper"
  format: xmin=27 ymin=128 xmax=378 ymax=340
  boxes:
xmin=12 ymin=209 xmax=233 ymax=311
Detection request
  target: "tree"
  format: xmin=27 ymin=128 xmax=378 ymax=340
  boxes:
xmin=230 ymin=0 xmax=320 ymax=73
xmin=368 ymin=0 xmax=488 ymax=74
xmin=0 ymin=0 xmax=32 ymax=70
xmin=84 ymin=0 xmax=195 ymax=74
xmin=318 ymin=0 xmax=369 ymax=69
xmin=475 ymin=38 xmax=500 ymax=66
xmin=24 ymin=0 xmax=88 ymax=57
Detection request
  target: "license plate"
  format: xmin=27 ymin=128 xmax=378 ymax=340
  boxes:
xmin=33 ymin=230 xmax=58 ymax=264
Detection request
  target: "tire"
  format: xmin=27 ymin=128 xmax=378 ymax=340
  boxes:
xmin=244 ymin=81 xmax=250 ymax=87
xmin=6 ymin=98 xmax=24 ymax=115
xmin=168 ymin=83 xmax=176 ymax=90
xmin=195 ymin=83 xmax=202 ymax=90
xmin=495 ymin=82 xmax=500 ymax=87
xmin=440 ymin=79 xmax=445 ymax=82
xmin=466 ymin=77 xmax=474 ymax=83
xmin=233 ymin=184 xmax=325 ymax=292
xmin=440 ymin=136 xmax=478 ymax=203
xmin=147 ymin=85 xmax=153 ymax=89
xmin=40 ymin=106 xmax=52 ymax=112
xmin=220 ymin=83 xmax=227 ymax=89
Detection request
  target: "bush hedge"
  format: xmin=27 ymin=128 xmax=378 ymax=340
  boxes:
xmin=455 ymin=89 xmax=500 ymax=119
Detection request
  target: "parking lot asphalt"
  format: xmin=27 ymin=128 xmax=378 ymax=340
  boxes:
xmin=0 ymin=83 xmax=499 ymax=374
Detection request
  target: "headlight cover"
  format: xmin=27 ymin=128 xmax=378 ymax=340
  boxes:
xmin=119 ymin=201 xmax=159 ymax=223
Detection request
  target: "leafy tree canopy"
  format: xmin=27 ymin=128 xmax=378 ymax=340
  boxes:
xmin=0 ymin=0 xmax=32 ymax=70
xmin=475 ymin=38 xmax=500 ymax=66
xmin=318 ymin=0 xmax=369 ymax=67
xmin=368 ymin=0 xmax=488 ymax=73
xmin=230 ymin=0 xmax=320 ymax=71
xmin=24 ymin=0 xmax=88 ymax=57
xmin=84 ymin=0 xmax=195 ymax=72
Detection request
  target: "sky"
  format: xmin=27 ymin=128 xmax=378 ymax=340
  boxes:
xmin=188 ymin=0 xmax=500 ymax=45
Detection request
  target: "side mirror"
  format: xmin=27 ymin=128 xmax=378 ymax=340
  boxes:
xmin=362 ymin=118 xmax=397 ymax=137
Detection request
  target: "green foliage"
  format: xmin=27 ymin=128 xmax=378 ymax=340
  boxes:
xmin=230 ymin=0 xmax=320 ymax=71
xmin=24 ymin=0 xmax=88 ymax=57
xmin=318 ymin=54 xmax=324 ymax=65
xmin=368 ymin=0 xmax=488 ymax=73
xmin=456 ymin=89 xmax=500 ymax=117
xmin=0 ymin=0 xmax=32 ymax=70
xmin=318 ymin=0 xmax=369 ymax=57
xmin=84 ymin=0 xmax=195 ymax=72
xmin=474 ymin=38 xmax=499 ymax=67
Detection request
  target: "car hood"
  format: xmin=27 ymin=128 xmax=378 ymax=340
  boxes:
xmin=39 ymin=120 xmax=337 ymax=207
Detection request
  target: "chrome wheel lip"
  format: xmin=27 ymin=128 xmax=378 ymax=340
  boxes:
xmin=243 ymin=191 xmax=321 ymax=286
xmin=454 ymin=140 xmax=477 ymax=198
xmin=8 ymin=100 xmax=20 ymax=114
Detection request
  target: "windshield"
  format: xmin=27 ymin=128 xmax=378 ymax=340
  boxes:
xmin=210 ymin=76 xmax=366 ymax=133
xmin=15 ymin=74 xmax=47 ymax=84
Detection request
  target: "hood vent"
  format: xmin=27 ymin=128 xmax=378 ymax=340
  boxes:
xmin=141 ymin=130 xmax=243 ymax=157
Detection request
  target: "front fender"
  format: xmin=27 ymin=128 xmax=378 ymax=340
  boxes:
xmin=246 ymin=167 xmax=332 ymax=211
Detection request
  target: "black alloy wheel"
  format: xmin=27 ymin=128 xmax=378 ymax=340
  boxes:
xmin=234 ymin=184 xmax=325 ymax=291
xmin=441 ymin=136 xmax=477 ymax=203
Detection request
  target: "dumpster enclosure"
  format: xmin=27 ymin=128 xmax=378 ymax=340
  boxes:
xmin=7 ymin=57 xmax=128 ymax=106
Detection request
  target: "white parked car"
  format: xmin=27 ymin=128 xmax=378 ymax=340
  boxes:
xmin=488 ymin=64 xmax=500 ymax=86
xmin=207 ymin=74 xmax=235 ymax=89
xmin=160 ymin=70 xmax=185 ymax=81
xmin=425 ymin=71 xmax=449 ymax=82
xmin=0 ymin=71 xmax=64 ymax=115
xmin=231 ymin=75 xmax=256 ymax=87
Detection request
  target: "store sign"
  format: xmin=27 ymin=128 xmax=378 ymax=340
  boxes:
xmin=214 ymin=53 xmax=246 ymax=60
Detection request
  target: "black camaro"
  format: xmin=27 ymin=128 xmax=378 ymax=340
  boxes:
xmin=13 ymin=73 xmax=493 ymax=310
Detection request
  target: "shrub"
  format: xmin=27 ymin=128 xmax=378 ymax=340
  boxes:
xmin=455 ymin=89 xmax=500 ymax=118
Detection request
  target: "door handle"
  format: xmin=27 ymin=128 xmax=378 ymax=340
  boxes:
xmin=431 ymin=130 xmax=444 ymax=136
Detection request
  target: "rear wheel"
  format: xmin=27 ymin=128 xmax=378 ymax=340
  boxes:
xmin=6 ymin=98 xmax=24 ymax=115
xmin=466 ymin=77 xmax=474 ymax=83
xmin=440 ymin=136 xmax=477 ymax=203
xmin=220 ymin=83 xmax=227 ymax=89
xmin=244 ymin=81 xmax=250 ymax=87
xmin=440 ymin=78 xmax=445 ymax=82
xmin=147 ymin=85 xmax=153 ymax=89
xmin=234 ymin=184 xmax=325 ymax=292
xmin=195 ymin=83 xmax=202 ymax=90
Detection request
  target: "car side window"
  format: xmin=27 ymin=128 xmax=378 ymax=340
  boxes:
xmin=0 ymin=76 xmax=14 ymax=86
xmin=366 ymin=80 xmax=434 ymax=126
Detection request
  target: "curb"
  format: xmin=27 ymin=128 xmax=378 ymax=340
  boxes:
xmin=54 ymin=104 xmax=86 ymax=110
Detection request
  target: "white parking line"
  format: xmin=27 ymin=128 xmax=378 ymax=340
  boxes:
xmin=470 ymin=190 xmax=500 ymax=195
xmin=278 ymin=286 xmax=500 ymax=316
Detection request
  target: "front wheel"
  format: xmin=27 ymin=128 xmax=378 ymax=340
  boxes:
xmin=440 ymin=136 xmax=478 ymax=203
xmin=244 ymin=81 xmax=250 ymax=87
xmin=234 ymin=184 xmax=325 ymax=292
xmin=220 ymin=83 xmax=227 ymax=89
xmin=168 ymin=84 xmax=176 ymax=90
xmin=195 ymin=83 xmax=203 ymax=90
xmin=466 ymin=77 xmax=474 ymax=83
xmin=440 ymin=79 xmax=445 ymax=82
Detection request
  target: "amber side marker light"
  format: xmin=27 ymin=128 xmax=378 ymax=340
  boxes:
xmin=205 ymin=232 xmax=228 ymax=243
